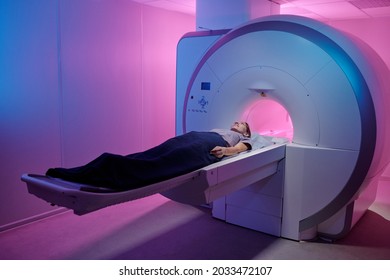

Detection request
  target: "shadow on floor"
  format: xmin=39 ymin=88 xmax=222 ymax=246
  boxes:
xmin=67 ymin=203 xmax=280 ymax=260
xmin=336 ymin=210 xmax=390 ymax=250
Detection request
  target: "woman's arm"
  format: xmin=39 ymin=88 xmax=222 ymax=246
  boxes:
xmin=210 ymin=142 xmax=249 ymax=158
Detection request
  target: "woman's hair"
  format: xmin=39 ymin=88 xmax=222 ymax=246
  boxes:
xmin=244 ymin=122 xmax=251 ymax=137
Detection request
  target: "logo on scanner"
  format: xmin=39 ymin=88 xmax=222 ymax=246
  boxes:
xmin=198 ymin=96 xmax=208 ymax=110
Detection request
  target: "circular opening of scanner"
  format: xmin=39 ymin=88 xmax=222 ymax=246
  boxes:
xmin=242 ymin=99 xmax=293 ymax=140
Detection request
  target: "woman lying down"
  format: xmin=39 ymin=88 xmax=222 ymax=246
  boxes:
xmin=46 ymin=121 xmax=253 ymax=192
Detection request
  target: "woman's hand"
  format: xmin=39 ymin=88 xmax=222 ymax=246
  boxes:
xmin=211 ymin=142 xmax=249 ymax=158
xmin=210 ymin=146 xmax=226 ymax=158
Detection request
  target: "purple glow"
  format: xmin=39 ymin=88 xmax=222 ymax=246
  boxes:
xmin=0 ymin=0 xmax=195 ymax=228
xmin=1 ymin=0 xmax=390 ymax=234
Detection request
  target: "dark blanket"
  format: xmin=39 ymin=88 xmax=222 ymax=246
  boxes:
xmin=46 ymin=131 xmax=227 ymax=191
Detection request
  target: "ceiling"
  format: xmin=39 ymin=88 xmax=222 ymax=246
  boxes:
xmin=131 ymin=0 xmax=196 ymax=15
xmin=131 ymin=0 xmax=390 ymax=20
xmin=277 ymin=0 xmax=390 ymax=19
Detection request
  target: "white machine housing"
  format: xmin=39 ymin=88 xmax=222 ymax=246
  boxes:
xmin=175 ymin=15 xmax=390 ymax=241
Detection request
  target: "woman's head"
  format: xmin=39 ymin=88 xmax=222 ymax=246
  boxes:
xmin=231 ymin=121 xmax=251 ymax=137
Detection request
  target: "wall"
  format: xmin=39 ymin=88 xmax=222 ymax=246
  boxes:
xmin=327 ymin=17 xmax=390 ymax=70
xmin=0 ymin=0 xmax=194 ymax=230
xmin=328 ymin=16 xmax=390 ymax=187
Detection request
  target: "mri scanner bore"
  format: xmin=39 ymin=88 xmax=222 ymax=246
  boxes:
xmin=22 ymin=15 xmax=390 ymax=241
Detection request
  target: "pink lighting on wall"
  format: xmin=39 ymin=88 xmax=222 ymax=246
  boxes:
xmin=0 ymin=0 xmax=195 ymax=229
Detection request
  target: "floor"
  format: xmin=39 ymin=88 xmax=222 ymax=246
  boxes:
xmin=0 ymin=180 xmax=389 ymax=260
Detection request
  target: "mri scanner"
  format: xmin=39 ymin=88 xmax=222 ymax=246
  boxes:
xmin=22 ymin=15 xmax=390 ymax=241
xmin=170 ymin=14 xmax=390 ymax=240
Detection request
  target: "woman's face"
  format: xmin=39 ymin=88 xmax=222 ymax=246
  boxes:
xmin=231 ymin=121 xmax=249 ymax=137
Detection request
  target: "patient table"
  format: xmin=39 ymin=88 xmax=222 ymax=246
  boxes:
xmin=22 ymin=142 xmax=286 ymax=215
